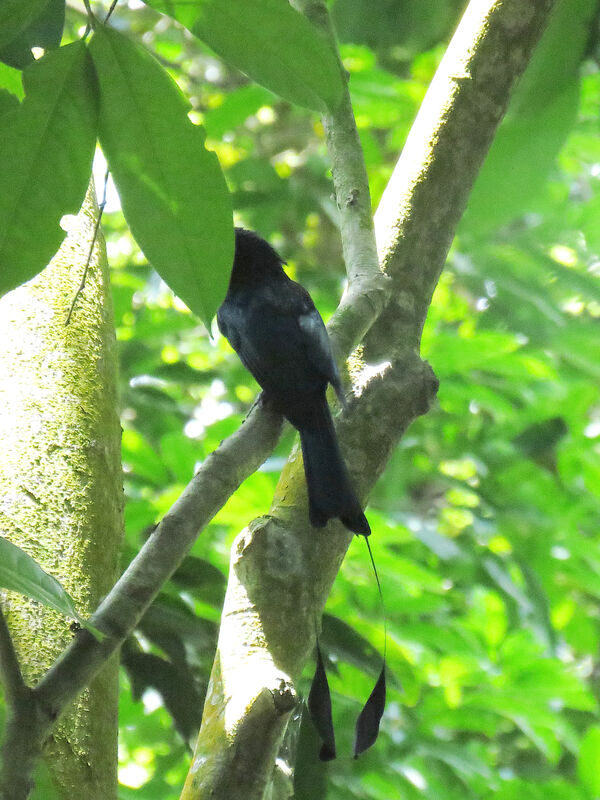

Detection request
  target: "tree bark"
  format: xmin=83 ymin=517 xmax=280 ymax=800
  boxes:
xmin=0 ymin=185 xmax=123 ymax=800
xmin=181 ymin=1 xmax=557 ymax=798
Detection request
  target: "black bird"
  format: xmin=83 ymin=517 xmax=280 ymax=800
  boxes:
xmin=217 ymin=228 xmax=370 ymax=535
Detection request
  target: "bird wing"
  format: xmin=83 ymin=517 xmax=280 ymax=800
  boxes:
xmin=218 ymin=277 xmax=344 ymax=404
xmin=297 ymin=308 xmax=345 ymax=406
xmin=219 ymin=291 xmax=307 ymax=395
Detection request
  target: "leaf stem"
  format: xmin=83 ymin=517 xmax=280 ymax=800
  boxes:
xmin=65 ymin=168 xmax=110 ymax=325
xmin=104 ymin=0 xmax=119 ymax=23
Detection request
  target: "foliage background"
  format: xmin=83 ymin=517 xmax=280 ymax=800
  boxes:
xmin=17 ymin=0 xmax=600 ymax=797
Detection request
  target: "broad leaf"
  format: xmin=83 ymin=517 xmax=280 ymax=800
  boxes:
xmin=0 ymin=0 xmax=48 ymax=52
xmin=0 ymin=61 xmax=24 ymax=98
xmin=143 ymin=0 xmax=343 ymax=113
xmin=416 ymin=741 xmax=492 ymax=779
xmin=0 ymin=41 xmax=97 ymax=297
xmin=203 ymin=84 xmax=276 ymax=139
xmin=0 ymin=537 xmax=82 ymax=622
xmin=122 ymin=428 xmax=170 ymax=486
xmin=294 ymin=709 xmax=329 ymax=800
xmin=322 ymin=613 xmax=386 ymax=677
xmin=0 ymin=89 xmax=19 ymax=116
xmin=578 ymin=726 xmax=600 ymax=797
xmin=0 ymin=37 xmax=35 ymax=70
xmin=123 ymin=648 xmax=203 ymax=740
xmin=89 ymin=26 xmax=233 ymax=328
xmin=22 ymin=0 xmax=65 ymax=51
xmin=0 ymin=0 xmax=66 ymax=69
xmin=462 ymin=0 xmax=597 ymax=235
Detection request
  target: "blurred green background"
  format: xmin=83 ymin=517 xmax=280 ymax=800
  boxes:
xmin=47 ymin=0 xmax=600 ymax=797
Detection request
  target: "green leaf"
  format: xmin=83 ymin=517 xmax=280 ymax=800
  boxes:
xmin=294 ymin=708 xmax=329 ymax=800
xmin=139 ymin=598 xmax=218 ymax=654
xmin=0 ymin=537 xmax=82 ymax=622
xmin=0 ymin=0 xmax=48 ymax=52
xmin=203 ymin=84 xmax=275 ymax=139
xmin=333 ymin=0 xmax=460 ymax=55
xmin=31 ymin=760 xmax=62 ymax=800
xmin=462 ymin=0 xmax=596 ymax=235
xmin=0 ymin=0 xmax=66 ymax=69
xmin=462 ymin=84 xmax=579 ymax=235
xmin=21 ymin=0 xmax=66 ymax=52
xmin=482 ymin=556 xmax=533 ymax=615
xmin=170 ymin=555 xmax=226 ymax=608
xmin=142 ymin=0 xmax=343 ymax=113
xmin=322 ymin=614 xmax=386 ymax=678
xmin=416 ymin=741 xmax=492 ymax=779
xmin=0 ymin=88 xmax=19 ymax=116
xmin=496 ymin=778 xmax=586 ymax=800
xmin=0 ymin=61 xmax=24 ymax=98
xmin=122 ymin=428 xmax=170 ymax=486
xmin=0 ymin=36 xmax=34 ymax=70
xmin=510 ymin=0 xmax=595 ymax=115
xmin=425 ymin=330 xmax=521 ymax=375
xmin=159 ymin=430 xmax=199 ymax=483
xmin=578 ymin=726 xmax=600 ymax=797
xmin=0 ymin=41 xmax=97 ymax=297
xmin=89 ymin=26 xmax=234 ymax=327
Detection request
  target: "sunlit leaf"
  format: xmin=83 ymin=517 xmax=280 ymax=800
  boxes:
xmin=0 ymin=41 xmax=97 ymax=297
xmin=142 ymin=0 xmax=343 ymax=112
xmin=0 ymin=61 xmax=23 ymax=98
xmin=462 ymin=0 xmax=597 ymax=234
xmin=0 ymin=537 xmax=82 ymax=622
xmin=89 ymin=26 xmax=233 ymax=327
xmin=578 ymin=726 xmax=600 ymax=797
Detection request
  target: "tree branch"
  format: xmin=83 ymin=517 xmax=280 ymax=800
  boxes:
xmin=0 ymin=606 xmax=36 ymax=799
xmin=183 ymin=1 xmax=558 ymax=798
xmin=34 ymin=401 xmax=283 ymax=714
xmin=291 ymin=0 xmax=388 ymax=360
xmin=369 ymin=0 xmax=557 ymax=360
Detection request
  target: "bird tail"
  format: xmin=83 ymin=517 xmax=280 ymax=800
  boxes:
xmin=298 ymin=399 xmax=370 ymax=536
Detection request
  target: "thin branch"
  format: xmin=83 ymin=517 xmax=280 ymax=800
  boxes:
xmin=104 ymin=0 xmax=119 ymax=23
xmin=34 ymin=401 xmax=283 ymax=714
xmin=290 ymin=0 xmax=388 ymax=361
xmin=0 ymin=605 xmax=26 ymax=706
xmin=65 ymin=168 xmax=110 ymax=325
xmin=369 ymin=0 xmax=557 ymax=360
xmin=81 ymin=0 xmax=96 ymax=34
xmin=291 ymin=2 xmax=377 ymax=284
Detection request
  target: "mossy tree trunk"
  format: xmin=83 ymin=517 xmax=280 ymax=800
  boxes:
xmin=0 ymin=185 xmax=123 ymax=799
